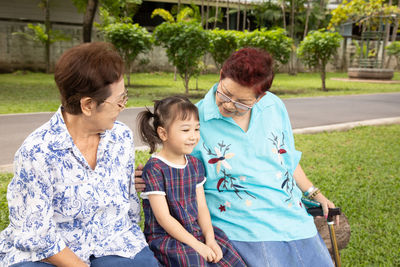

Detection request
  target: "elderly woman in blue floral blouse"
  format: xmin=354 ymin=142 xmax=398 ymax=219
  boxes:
xmin=0 ymin=42 xmax=159 ymax=267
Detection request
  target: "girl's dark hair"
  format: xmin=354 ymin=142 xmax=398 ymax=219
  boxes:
xmin=137 ymin=95 xmax=199 ymax=154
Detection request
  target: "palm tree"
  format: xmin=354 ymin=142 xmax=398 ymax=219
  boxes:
xmin=206 ymin=0 xmax=210 ymax=29
xmin=386 ymin=0 xmax=400 ymax=67
xmin=289 ymin=0 xmax=296 ymax=75
xmin=243 ymin=0 xmax=247 ymax=31
xmin=226 ymin=0 xmax=230 ymax=29
xmin=237 ymin=0 xmax=241 ymax=31
xmin=303 ymin=0 xmax=311 ymax=39
xmin=279 ymin=0 xmax=287 ymax=31
xmin=214 ymin=0 xmax=219 ymax=28
xmin=201 ymin=0 xmax=204 ymax=26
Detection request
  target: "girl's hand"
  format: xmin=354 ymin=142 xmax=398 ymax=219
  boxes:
xmin=206 ymin=239 xmax=223 ymax=263
xmin=194 ymin=241 xmax=217 ymax=262
xmin=313 ymin=193 xmax=339 ymax=225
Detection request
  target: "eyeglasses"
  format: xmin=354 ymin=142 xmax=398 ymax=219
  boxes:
xmin=216 ymin=82 xmax=257 ymax=112
xmin=103 ymin=89 xmax=129 ymax=110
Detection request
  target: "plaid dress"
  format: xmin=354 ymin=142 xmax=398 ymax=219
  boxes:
xmin=141 ymin=155 xmax=246 ymax=267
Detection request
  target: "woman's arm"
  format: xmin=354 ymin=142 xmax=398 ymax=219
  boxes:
xmin=148 ymin=194 xmax=216 ymax=262
xmin=293 ymin=164 xmax=337 ymax=221
xmin=42 ymin=247 xmax=88 ymax=267
xmin=196 ymin=186 xmax=223 ymax=263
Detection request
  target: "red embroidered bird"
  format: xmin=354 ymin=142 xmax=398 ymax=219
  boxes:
xmin=208 ymin=147 xmax=235 ymax=173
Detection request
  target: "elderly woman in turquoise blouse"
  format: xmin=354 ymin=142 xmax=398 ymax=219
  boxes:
xmin=0 ymin=43 xmax=159 ymax=267
xmin=190 ymin=47 xmax=336 ymax=266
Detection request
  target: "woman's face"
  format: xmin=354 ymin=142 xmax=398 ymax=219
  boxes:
xmin=216 ymin=78 xmax=259 ymax=119
xmin=94 ymin=77 xmax=127 ymax=131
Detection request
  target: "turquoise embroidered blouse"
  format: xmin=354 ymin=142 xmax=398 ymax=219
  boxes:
xmin=192 ymin=84 xmax=317 ymax=242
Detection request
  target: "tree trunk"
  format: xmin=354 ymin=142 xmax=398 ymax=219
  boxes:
xmin=126 ymin=61 xmax=131 ymax=87
xmin=303 ymin=0 xmax=311 ymax=39
xmin=178 ymin=0 xmax=181 ymax=13
xmin=174 ymin=66 xmax=177 ymax=81
xmin=289 ymin=0 xmax=294 ymax=39
xmin=341 ymin=37 xmax=348 ymax=71
xmin=236 ymin=0 xmax=240 ymax=31
xmin=83 ymin=0 xmax=99 ymax=43
xmin=243 ymin=0 xmax=247 ymax=31
xmin=382 ymin=0 xmax=392 ymax=68
xmin=386 ymin=0 xmax=400 ymax=68
xmin=44 ymin=0 xmax=50 ymax=73
xmin=321 ymin=64 xmax=326 ymax=91
xmin=288 ymin=0 xmax=296 ymax=75
xmin=280 ymin=0 xmax=286 ymax=31
xmin=226 ymin=0 xmax=230 ymax=30
xmin=201 ymin=0 xmax=204 ymax=27
xmin=206 ymin=0 xmax=210 ymax=30
xmin=316 ymin=0 xmax=325 ymax=29
xmin=214 ymin=0 xmax=219 ymax=29
xmin=184 ymin=72 xmax=189 ymax=94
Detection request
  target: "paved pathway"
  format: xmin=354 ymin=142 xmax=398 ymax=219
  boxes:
xmin=1 ymin=92 xmax=400 ymax=170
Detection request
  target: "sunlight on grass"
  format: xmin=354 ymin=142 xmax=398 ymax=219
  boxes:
xmin=0 ymin=125 xmax=399 ymax=265
xmin=0 ymin=72 xmax=399 ymax=114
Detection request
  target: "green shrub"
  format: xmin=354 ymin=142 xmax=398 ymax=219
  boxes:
xmin=207 ymin=29 xmax=239 ymax=70
xmin=297 ymin=30 xmax=342 ymax=91
xmin=236 ymin=28 xmax=293 ymax=65
xmin=153 ymin=22 xmax=209 ymax=93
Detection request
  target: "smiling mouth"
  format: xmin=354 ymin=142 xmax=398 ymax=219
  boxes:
xmin=223 ymin=108 xmax=236 ymax=114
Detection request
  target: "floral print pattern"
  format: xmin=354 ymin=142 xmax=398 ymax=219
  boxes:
xmin=0 ymin=107 xmax=147 ymax=266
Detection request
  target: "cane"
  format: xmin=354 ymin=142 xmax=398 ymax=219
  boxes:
xmin=307 ymin=206 xmax=342 ymax=267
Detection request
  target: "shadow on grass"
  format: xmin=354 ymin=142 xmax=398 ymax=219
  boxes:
xmin=270 ymin=89 xmax=307 ymax=95
xmin=271 ymin=87 xmax=351 ymax=95
xmin=126 ymin=84 xmax=165 ymax=89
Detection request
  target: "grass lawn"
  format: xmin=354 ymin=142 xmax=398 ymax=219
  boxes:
xmin=0 ymin=71 xmax=399 ymax=114
xmin=1 ymin=124 xmax=399 ymax=265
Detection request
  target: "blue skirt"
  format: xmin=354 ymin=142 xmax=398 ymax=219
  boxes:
xmin=231 ymin=234 xmax=334 ymax=267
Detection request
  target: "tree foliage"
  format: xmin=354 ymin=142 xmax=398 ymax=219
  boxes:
xmin=297 ymin=30 xmax=342 ymax=91
xmin=386 ymin=41 xmax=400 ymax=69
xmin=153 ymin=22 xmax=209 ymax=93
xmin=328 ymin=0 xmax=400 ymax=31
xmin=101 ymin=0 xmax=142 ymax=19
xmin=207 ymin=29 xmax=239 ymax=70
xmin=102 ymin=22 xmax=152 ymax=86
xmin=236 ymin=28 xmax=293 ymax=65
xmin=13 ymin=24 xmax=70 ymax=44
xmin=151 ymin=6 xmax=198 ymax=23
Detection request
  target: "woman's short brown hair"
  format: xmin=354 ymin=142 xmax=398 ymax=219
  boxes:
xmin=54 ymin=42 xmax=124 ymax=115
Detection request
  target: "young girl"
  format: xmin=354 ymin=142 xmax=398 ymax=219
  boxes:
xmin=137 ymin=96 xmax=246 ymax=267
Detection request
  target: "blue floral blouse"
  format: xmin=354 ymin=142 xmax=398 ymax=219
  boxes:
xmin=0 ymin=107 xmax=148 ymax=266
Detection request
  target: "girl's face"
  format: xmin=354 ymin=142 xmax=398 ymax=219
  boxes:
xmin=216 ymin=78 xmax=259 ymax=119
xmin=161 ymin=115 xmax=200 ymax=156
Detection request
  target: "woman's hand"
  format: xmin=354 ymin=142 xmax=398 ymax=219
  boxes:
xmin=194 ymin=241 xmax=217 ymax=262
xmin=134 ymin=164 xmax=146 ymax=192
xmin=313 ymin=193 xmax=339 ymax=225
xmin=206 ymin=239 xmax=223 ymax=263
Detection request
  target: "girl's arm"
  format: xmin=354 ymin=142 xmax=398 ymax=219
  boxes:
xmin=196 ymin=186 xmax=223 ymax=263
xmin=42 ymin=247 xmax=88 ymax=267
xmin=148 ymin=195 xmax=216 ymax=262
xmin=293 ymin=164 xmax=337 ymax=223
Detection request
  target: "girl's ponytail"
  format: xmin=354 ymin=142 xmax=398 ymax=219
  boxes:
xmin=137 ymin=108 xmax=160 ymax=154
